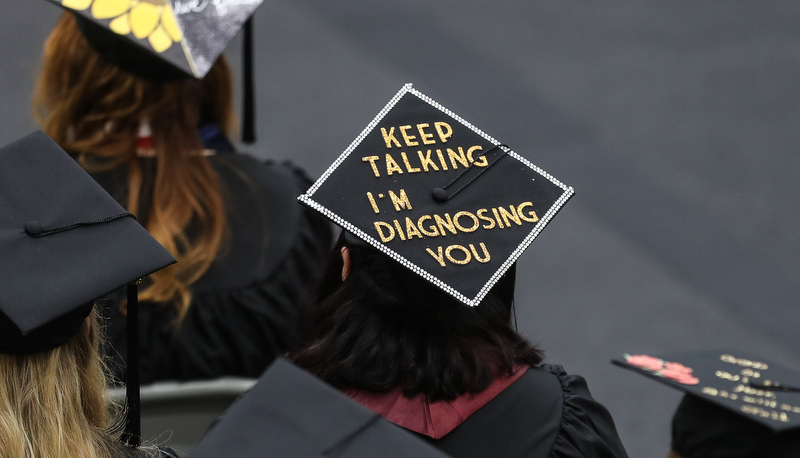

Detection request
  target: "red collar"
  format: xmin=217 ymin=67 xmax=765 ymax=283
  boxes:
xmin=344 ymin=366 xmax=529 ymax=439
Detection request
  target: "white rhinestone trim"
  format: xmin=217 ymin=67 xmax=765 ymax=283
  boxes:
xmin=298 ymin=84 xmax=574 ymax=307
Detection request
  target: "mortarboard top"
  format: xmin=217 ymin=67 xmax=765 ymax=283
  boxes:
xmin=0 ymin=131 xmax=175 ymax=355
xmin=299 ymin=84 xmax=574 ymax=307
xmin=189 ymin=358 xmax=450 ymax=458
xmin=48 ymin=0 xmax=263 ymax=78
xmin=612 ymin=350 xmax=800 ymax=432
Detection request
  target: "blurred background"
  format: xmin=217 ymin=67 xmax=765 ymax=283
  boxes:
xmin=3 ymin=2 xmax=800 ymax=457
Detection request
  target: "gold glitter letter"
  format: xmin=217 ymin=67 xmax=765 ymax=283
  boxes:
xmin=399 ymin=125 xmax=419 ymax=146
xmin=434 ymin=213 xmax=457 ymax=235
xmin=373 ymin=221 xmax=395 ymax=242
xmin=470 ymin=243 xmax=491 ymax=263
xmin=405 ymin=217 xmax=423 ymax=239
xmin=426 ymin=246 xmax=446 ymax=267
xmin=445 ymin=245 xmax=472 ymax=265
xmin=417 ymin=215 xmax=440 ymax=237
xmin=366 ymin=192 xmax=381 ymax=213
xmin=385 ymin=154 xmax=404 ymax=176
xmin=434 ymin=122 xmax=453 ymax=143
xmin=498 ymin=205 xmax=522 ymax=226
xmin=447 ymin=147 xmax=470 ymax=169
xmin=362 ymin=156 xmax=381 ymax=177
xmin=401 ymin=152 xmax=421 ymax=173
xmin=517 ymin=202 xmax=539 ymax=223
xmin=453 ymin=211 xmax=479 ymax=233
xmin=388 ymin=189 xmax=413 ymax=211
xmin=477 ymin=209 xmax=496 ymax=230
xmin=467 ymin=145 xmax=488 ymax=167
xmin=417 ymin=123 xmax=436 ymax=145
xmin=417 ymin=150 xmax=439 ymax=172
xmin=381 ymin=127 xmax=402 ymax=148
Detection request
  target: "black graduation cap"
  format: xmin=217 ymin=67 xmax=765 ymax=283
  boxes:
xmin=49 ymin=0 xmax=262 ymax=78
xmin=299 ymin=84 xmax=574 ymax=307
xmin=612 ymin=350 xmax=800 ymax=433
xmin=47 ymin=0 xmax=261 ymax=141
xmin=0 ymin=131 xmax=176 ymax=442
xmin=189 ymin=358 xmax=450 ymax=458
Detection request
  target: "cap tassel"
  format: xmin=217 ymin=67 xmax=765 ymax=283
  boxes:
xmin=242 ymin=17 xmax=256 ymax=144
xmin=121 ymin=282 xmax=141 ymax=448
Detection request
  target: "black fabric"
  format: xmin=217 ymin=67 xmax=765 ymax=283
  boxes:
xmin=191 ymin=358 xmax=448 ymax=458
xmin=301 ymin=86 xmax=573 ymax=307
xmin=416 ymin=365 xmax=628 ymax=458
xmin=672 ymin=394 xmax=800 ymax=458
xmin=0 ymin=131 xmax=175 ymax=354
xmin=88 ymin=153 xmax=333 ymax=383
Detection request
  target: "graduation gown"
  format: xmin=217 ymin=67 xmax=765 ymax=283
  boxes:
xmin=88 ymin=152 xmax=333 ymax=383
xmin=348 ymin=364 xmax=628 ymax=458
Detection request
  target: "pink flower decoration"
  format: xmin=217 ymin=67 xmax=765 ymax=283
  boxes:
xmin=661 ymin=369 xmax=700 ymax=385
xmin=665 ymin=362 xmax=693 ymax=374
xmin=626 ymin=355 xmax=664 ymax=371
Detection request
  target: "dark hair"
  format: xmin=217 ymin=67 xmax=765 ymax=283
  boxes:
xmin=290 ymin=234 xmax=543 ymax=401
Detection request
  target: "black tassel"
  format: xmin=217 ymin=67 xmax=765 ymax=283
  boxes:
xmin=121 ymin=282 xmax=141 ymax=448
xmin=242 ymin=17 xmax=256 ymax=144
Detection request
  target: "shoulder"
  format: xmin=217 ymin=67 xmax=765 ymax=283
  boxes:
xmin=538 ymin=364 xmax=629 ymax=458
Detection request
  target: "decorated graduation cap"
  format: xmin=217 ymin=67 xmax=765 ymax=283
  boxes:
xmin=299 ymin=84 xmax=574 ymax=307
xmin=189 ymin=358 xmax=450 ymax=458
xmin=0 ymin=131 xmax=175 ymax=444
xmin=613 ymin=350 xmax=800 ymax=457
xmin=47 ymin=0 xmax=262 ymax=141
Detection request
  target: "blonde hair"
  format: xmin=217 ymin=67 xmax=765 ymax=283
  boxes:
xmin=0 ymin=309 xmax=114 ymax=458
xmin=33 ymin=12 xmax=235 ymax=323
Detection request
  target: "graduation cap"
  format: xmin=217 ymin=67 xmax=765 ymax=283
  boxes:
xmin=613 ymin=350 xmax=800 ymax=456
xmin=189 ymin=358 xmax=450 ymax=458
xmin=47 ymin=0 xmax=262 ymax=141
xmin=0 ymin=131 xmax=175 ymax=443
xmin=298 ymin=84 xmax=574 ymax=307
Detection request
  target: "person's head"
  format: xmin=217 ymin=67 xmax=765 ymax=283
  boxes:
xmin=0 ymin=307 xmax=114 ymax=458
xmin=33 ymin=12 xmax=234 ymax=321
xmin=668 ymin=394 xmax=800 ymax=458
xmin=290 ymin=233 xmax=543 ymax=401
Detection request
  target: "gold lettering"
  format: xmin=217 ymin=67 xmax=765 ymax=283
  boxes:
xmin=470 ymin=243 xmax=491 ymax=263
xmin=400 ymin=152 xmax=421 ymax=173
xmin=498 ymin=205 xmax=522 ymax=226
xmin=417 ymin=150 xmax=439 ymax=172
xmin=385 ymin=154 xmax=404 ymax=175
xmin=517 ymin=202 xmax=539 ymax=223
xmin=477 ymin=208 xmax=496 ymax=229
xmin=436 ymin=149 xmax=449 ymax=170
xmin=445 ymin=245 xmax=471 ymax=265
xmin=417 ymin=123 xmax=436 ymax=145
xmin=417 ymin=215 xmax=439 ymax=237
xmin=393 ymin=219 xmax=407 ymax=241
xmin=447 ymin=147 xmax=470 ymax=169
xmin=362 ymin=156 xmax=381 ymax=177
xmin=434 ymin=213 xmax=457 ymax=235
xmin=427 ymin=246 xmax=446 ymax=267
xmin=373 ymin=221 xmax=395 ymax=242
xmin=492 ymin=208 xmax=506 ymax=229
xmin=434 ymin=122 xmax=452 ymax=143
xmin=399 ymin=125 xmax=418 ymax=146
xmin=388 ymin=189 xmax=413 ymax=211
xmin=467 ymin=145 xmax=488 ymax=167
xmin=366 ymin=192 xmax=380 ymax=213
xmin=404 ymin=217 xmax=423 ymax=239
xmin=453 ymin=211 xmax=479 ymax=233
xmin=381 ymin=127 xmax=401 ymax=148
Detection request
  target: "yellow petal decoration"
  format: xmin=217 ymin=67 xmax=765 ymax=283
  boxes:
xmin=62 ymin=0 xmax=93 ymax=10
xmin=91 ymin=0 xmax=131 ymax=19
xmin=130 ymin=3 xmax=160 ymax=39
xmin=160 ymin=7 xmax=182 ymax=42
xmin=109 ymin=13 xmax=131 ymax=35
xmin=148 ymin=25 xmax=172 ymax=53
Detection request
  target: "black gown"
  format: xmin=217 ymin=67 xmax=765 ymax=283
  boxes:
xmin=414 ymin=365 xmax=628 ymax=458
xmin=90 ymin=151 xmax=333 ymax=383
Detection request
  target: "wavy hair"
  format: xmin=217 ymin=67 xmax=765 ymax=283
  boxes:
xmin=33 ymin=12 xmax=234 ymax=323
xmin=290 ymin=235 xmax=543 ymax=401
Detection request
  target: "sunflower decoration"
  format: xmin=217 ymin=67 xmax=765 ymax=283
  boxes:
xmin=60 ymin=0 xmax=183 ymax=53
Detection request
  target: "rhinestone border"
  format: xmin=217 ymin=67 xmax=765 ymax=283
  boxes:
xmin=298 ymin=84 xmax=574 ymax=307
